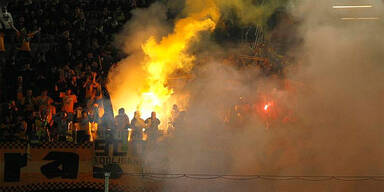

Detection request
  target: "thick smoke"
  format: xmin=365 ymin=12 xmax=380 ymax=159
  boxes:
xmin=109 ymin=0 xmax=384 ymax=191
xmin=215 ymin=0 xmax=290 ymax=26
xmin=108 ymin=2 xmax=171 ymax=118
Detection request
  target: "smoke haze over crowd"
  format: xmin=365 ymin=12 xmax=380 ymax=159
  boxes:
xmin=107 ymin=0 xmax=384 ymax=191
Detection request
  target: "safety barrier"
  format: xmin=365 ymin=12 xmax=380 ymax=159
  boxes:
xmin=0 ymin=140 xmax=161 ymax=192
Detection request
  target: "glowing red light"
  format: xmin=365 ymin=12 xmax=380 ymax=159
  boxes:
xmin=264 ymin=104 xmax=269 ymax=111
xmin=263 ymin=102 xmax=272 ymax=112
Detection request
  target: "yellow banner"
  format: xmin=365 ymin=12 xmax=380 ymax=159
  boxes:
xmin=0 ymin=140 xmax=161 ymax=192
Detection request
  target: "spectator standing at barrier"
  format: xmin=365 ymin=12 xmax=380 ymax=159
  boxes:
xmin=15 ymin=115 xmax=27 ymax=140
xmin=35 ymin=111 xmax=49 ymax=142
xmin=89 ymin=104 xmax=100 ymax=140
xmin=96 ymin=102 xmax=107 ymax=138
xmin=26 ymin=112 xmax=38 ymax=143
xmin=77 ymin=110 xmax=90 ymax=143
xmin=131 ymin=111 xmax=145 ymax=141
xmin=173 ymin=111 xmax=187 ymax=136
xmin=35 ymin=90 xmax=53 ymax=111
xmin=169 ymin=104 xmax=179 ymax=132
xmin=54 ymin=111 xmax=69 ymax=142
xmin=24 ymin=89 xmax=35 ymax=114
xmin=46 ymin=99 xmax=56 ymax=141
xmin=145 ymin=111 xmax=160 ymax=143
xmin=8 ymin=100 xmax=18 ymax=122
xmin=114 ymin=108 xmax=130 ymax=143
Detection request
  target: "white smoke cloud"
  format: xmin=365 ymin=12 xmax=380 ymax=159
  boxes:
xmin=109 ymin=0 xmax=384 ymax=191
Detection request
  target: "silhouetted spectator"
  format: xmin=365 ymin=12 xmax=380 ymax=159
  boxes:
xmin=53 ymin=111 xmax=69 ymax=142
xmin=145 ymin=111 xmax=160 ymax=142
xmin=77 ymin=110 xmax=90 ymax=143
xmin=114 ymin=108 xmax=130 ymax=142
xmin=131 ymin=111 xmax=145 ymax=141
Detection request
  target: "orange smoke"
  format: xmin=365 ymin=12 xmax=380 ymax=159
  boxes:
xmin=109 ymin=0 xmax=220 ymax=130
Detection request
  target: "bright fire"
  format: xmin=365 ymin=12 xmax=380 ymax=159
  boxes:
xmin=264 ymin=102 xmax=272 ymax=112
xmin=264 ymin=104 xmax=269 ymax=111
xmin=109 ymin=0 xmax=220 ymax=130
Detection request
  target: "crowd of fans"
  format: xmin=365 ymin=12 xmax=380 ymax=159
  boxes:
xmin=0 ymin=0 xmax=285 ymax=145
xmin=0 ymin=0 xmax=158 ymax=144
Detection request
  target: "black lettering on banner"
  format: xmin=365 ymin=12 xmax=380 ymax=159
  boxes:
xmin=95 ymin=139 xmax=127 ymax=156
xmin=40 ymin=152 xmax=79 ymax=179
xmin=95 ymin=140 xmax=107 ymax=156
xmin=93 ymin=166 xmax=105 ymax=178
xmin=94 ymin=139 xmax=128 ymax=179
xmin=113 ymin=140 xmax=127 ymax=156
xmin=4 ymin=153 xmax=27 ymax=182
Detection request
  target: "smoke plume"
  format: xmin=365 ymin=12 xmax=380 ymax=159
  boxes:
xmin=108 ymin=0 xmax=384 ymax=191
xmin=215 ymin=0 xmax=290 ymax=26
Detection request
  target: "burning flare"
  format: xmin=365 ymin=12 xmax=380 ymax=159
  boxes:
xmin=264 ymin=104 xmax=269 ymax=111
xmin=263 ymin=102 xmax=273 ymax=112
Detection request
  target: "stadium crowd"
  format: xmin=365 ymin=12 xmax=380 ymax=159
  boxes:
xmin=0 ymin=0 xmax=287 ymax=145
xmin=0 ymin=0 xmax=159 ymax=144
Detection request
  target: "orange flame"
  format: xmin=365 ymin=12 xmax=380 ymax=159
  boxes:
xmin=110 ymin=0 xmax=220 ymax=130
